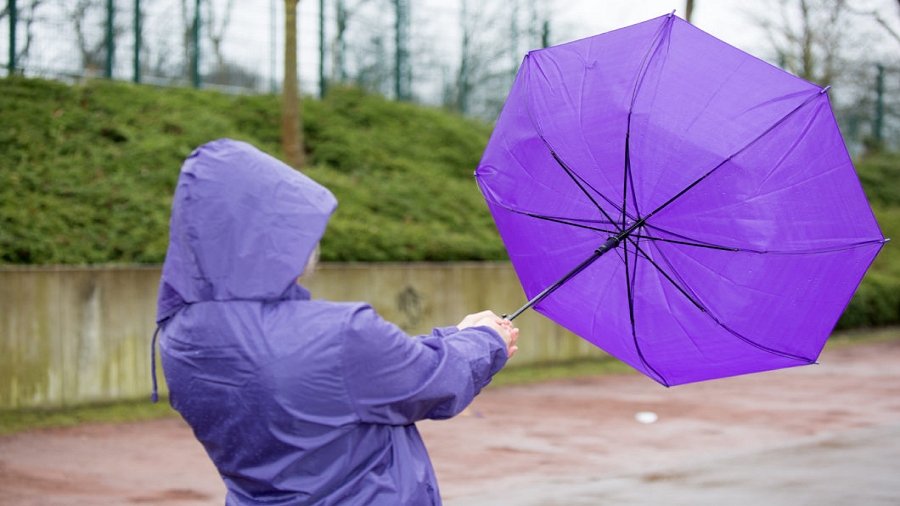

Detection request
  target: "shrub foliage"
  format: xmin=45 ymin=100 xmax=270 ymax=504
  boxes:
xmin=0 ymin=77 xmax=503 ymax=263
xmin=1 ymin=76 xmax=897 ymax=329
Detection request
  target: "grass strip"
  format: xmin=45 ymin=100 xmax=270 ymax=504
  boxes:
xmin=2 ymin=327 xmax=897 ymax=436
xmin=0 ymin=396 xmax=178 ymax=436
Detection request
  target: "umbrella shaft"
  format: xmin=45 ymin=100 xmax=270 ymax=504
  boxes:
xmin=505 ymin=235 xmax=622 ymax=321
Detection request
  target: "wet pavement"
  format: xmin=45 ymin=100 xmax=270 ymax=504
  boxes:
xmin=446 ymin=423 xmax=900 ymax=505
xmin=2 ymin=337 xmax=899 ymax=505
xmin=425 ymin=337 xmax=900 ymax=506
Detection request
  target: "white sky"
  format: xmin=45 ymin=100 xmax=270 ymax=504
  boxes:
xmin=264 ymin=0 xmax=772 ymax=97
xmin=6 ymin=0 xmax=897 ymax=102
xmin=273 ymin=0 xmax=897 ymax=96
xmin=542 ymin=1 xmax=762 ymax=50
xmin=515 ymin=3 xmax=753 ymax=54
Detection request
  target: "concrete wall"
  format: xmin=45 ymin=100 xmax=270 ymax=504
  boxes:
xmin=0 ymin=263 xmax=602 ymax=410
xmin=0 ymin=266 xmax=161 ymax=411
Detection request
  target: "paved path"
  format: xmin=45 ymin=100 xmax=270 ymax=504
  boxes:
xmin=2 ymin=337 xmax=899 ymax=505
xmin=444 ymin=424 xmax=900 ymax=505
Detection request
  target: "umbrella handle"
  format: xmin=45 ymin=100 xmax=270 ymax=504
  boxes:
xmin=504 ymin=236 xmax=621 ymax=321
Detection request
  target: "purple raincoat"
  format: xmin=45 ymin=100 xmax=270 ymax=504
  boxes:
xmin=155 ymin=139 xmax=508 ymax=505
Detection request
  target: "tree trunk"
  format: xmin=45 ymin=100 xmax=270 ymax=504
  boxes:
xmin=282 ymin=0 xmax=305 ymax=170
xmin=685 ymin=0 xmax=694 ymax=23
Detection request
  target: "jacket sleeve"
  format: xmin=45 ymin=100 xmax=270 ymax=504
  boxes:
xmin=340 ymin=304 xmax=508 ymax=425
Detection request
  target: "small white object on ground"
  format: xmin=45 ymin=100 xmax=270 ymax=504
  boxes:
xmin=635 ymin=411 xmax=658 ymax=424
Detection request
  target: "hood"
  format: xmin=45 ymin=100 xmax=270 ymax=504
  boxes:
xmin=156 ymin=138 xmax=337 ymax=322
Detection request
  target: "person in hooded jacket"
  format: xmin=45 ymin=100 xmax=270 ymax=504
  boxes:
xmin=153 ymin=138 xmax=519 ymax=506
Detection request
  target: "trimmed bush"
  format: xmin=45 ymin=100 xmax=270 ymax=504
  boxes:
xmin=1 ymin=76 xmax=898 ymax=331
xmin=0 ymin=77 xmax=503 ymax=264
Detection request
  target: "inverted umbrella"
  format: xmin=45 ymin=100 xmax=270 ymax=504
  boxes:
xmin=476 ymin=13 xmax=887 ymax=386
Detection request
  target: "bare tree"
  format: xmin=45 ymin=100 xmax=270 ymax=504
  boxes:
xmin=332 ymin=0 xmax=374 ymax=84
xmin=751 ymin=0 xmax=854 ymax=87
xmin=199 ymin=0 xmax=259 ymax=89
xmin=178 ymin=0 xmax=195 ymax=79
xmin=845 ymin=0 xmax=900 ymax=149
xmin=848 ymin=0 xmax=900 ymax=47
xmin=750 ymin=0 xmax=900 ymax=151
xmin=507 ymin=0 xmax=547 ymax=72
xmin=353 ymin=32 xmax=392 ymax=95
xmin=454 ymin=0 xmax=544 ymax=118
xmin=203 ymin=0 xmax=235 ymax=70
xmin=282 ymin=0 xmax=305 ymax=170
xmin=340 ymin=2 xmax=396 ymax=97
xmin=62 ymin=0 xmax=117 ymax=76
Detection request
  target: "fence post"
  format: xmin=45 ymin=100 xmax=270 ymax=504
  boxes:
xmin=319 ymin=0 xmax=326 ymax=98
xmin=192 ymin=0 xmax=200 ymax=88
xmin=105 ymin=0 xmax=115 ymax=78
xmin=270 ymin=0 xmax=277 ymax=93
xmin=133 ymin=0 xmax=141 ymax=83
xmin=394 ymin=0 xmax=410 ymax=101
xmin=8 ymin=0 xmax=16 ymax=73
xmin=875 ymin=63 xmax=885 ymax=143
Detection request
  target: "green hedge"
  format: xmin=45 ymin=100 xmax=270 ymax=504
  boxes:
xmin=1 ymin=76 xmax=898 ymax=330
xmin=837 ymin=271 xmax=900 ymax=328
xmin=836 ymin=199 xmax=900 ymax=329
xmin=0 ymin=77 xmax=504 ymax=263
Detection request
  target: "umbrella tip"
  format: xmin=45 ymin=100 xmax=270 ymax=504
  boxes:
xmin=668 ymin=9 xmax=675 ymax=18
xmin=820 ymin=86 xmax=831 ymax=95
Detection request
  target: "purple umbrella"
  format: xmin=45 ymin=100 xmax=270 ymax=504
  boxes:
xmin=476 ymin=13 xmax=887 ymax=386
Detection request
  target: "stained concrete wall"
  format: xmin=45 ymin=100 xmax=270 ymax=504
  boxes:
xmin=0 ymin=263 xmax=602 ymax=410
xmin=0 ymin=266 xmax=160 ymax=410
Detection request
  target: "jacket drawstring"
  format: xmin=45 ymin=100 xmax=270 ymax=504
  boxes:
xmin=151 ymin=325 xmax=161 ymax=403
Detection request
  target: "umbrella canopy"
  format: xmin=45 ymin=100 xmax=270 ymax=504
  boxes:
xmin=476 ymin=13 xmax=887 ymax=386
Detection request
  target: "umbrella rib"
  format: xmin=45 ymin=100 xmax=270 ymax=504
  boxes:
xmin=641 ymin=223 xmax=739 ymax=250
xmin=524 ymin=212 xmax=619 ymax=234
xmin=718 ymin=322 xmax=815 ymax=363
xmin=623 ymin=129 xmax=637 ymax=229
xmin=642 ymin=88 xmax=831 ymax=224
xmin=633 ymin=239 xmax=816 ymax=364
xmin=624 ymin=234 xmax=670 ymax=386
xmin=638 ymin=226 xmax=887 ymax=254
xmin=517 ymin=19 xmax=680 ymax=232
xmin=562 ymin=166 xmax=637 ymax=223
xmin=547 ymin=149 xmax=622 ymax=227
xmin=623 ymin=14 xmax=676 ymax=227
xmin=720 ymin=238 xmax=888 ymax=255
xmin=633 ymin=231 xmax=740 ymax=252
xmin=630 ymin=237 xmax=708 ymax=313
xmin=487 ymin=200 xmax=621 ymax=234
xmin=628 ymin=14 xmax=675 ymax=112
xmin=520 ymin=18 xmax=679 ymax=232
xmin=520 ymin=62 xmax=622 ymax=226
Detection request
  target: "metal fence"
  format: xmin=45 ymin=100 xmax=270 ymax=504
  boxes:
xmin=0 ymin=0 xmax=540 ymax=118
xmin=1 ymin=1 xmax=897 ymax=147
xmin=2 ymin=0 xmax=287 ymax=92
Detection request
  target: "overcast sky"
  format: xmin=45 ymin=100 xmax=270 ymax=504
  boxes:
xmin=238 ymin=0 xmax=769 ymax=97
xmin=259 ymin=0 xmax=897 ymax=96
xmin=9 ymin=0 xmax=895 ymax=101
xmin=539 ymin=1 xmax=762 ymax=50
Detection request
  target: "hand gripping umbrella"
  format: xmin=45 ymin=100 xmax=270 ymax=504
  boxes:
xmin=476 ymin=13 xmax=888 ymax=386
